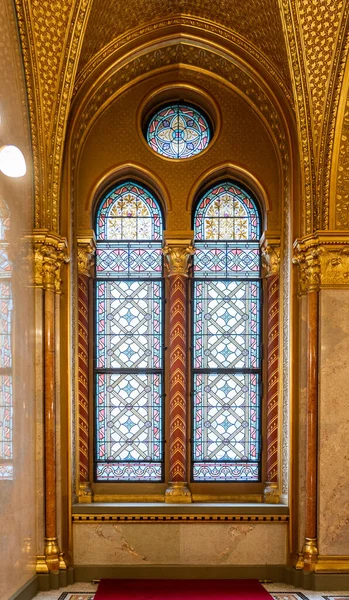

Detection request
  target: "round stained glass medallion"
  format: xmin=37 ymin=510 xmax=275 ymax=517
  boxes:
xmin=146 ymin=103 xmax=211 ymax=159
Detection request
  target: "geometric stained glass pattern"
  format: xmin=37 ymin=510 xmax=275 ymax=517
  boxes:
xmin=95 ymin=181 xmax=164 ymax=481
xmin=0 ymin=199 xmax=13 ymax=481
xmin=146 ymin=103 xmax=211 ymax=160
xmin=192 ymin=182 xmax=261 ymax=481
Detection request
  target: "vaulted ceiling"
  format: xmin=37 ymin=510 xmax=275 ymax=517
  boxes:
xmin=78 ymin=0 xmax=291 ymax=85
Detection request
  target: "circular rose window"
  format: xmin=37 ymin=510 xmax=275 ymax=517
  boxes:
xmin=146 ymin=103 xmax=211 ymax=159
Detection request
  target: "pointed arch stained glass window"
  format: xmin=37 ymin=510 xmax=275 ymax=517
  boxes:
xmin=192 ymin=182 xmax=261 ymax=482
xmin=95 ymin=182 xmax=164 ymax=481
xmin=146 ymin=103 xmax=211 ymax=159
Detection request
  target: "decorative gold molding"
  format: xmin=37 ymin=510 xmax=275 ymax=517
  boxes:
xmin=77 ymin=231 xmax=96 ymax=277
xmin=260 ymin=232 xmax=281 ymax=277
xmin=72 ymin=513 xmax=289 ymax=524
xmin=165 ymin=482 xmax=192 ymax=504
xmin=263 ymin=482 xmax=280 ymax=504
xmin=31 ymin=230 xmax=70 ymax=292
xmin=293 ymin=232 xmax=349 ymax=294
xmin=78 ymin=481 xmax=94 ymax=504
xmin=163 ymin=231 xmax=194 ymax=276
xmin=315 ymin=555 xmax=349 ymax=573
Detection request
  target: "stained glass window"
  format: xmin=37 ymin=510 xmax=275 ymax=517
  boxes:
xmin=0 ymin=201 xmax=13 ymax=481
xmin=146 ymin=103 xmax=211 ymax=159
xmin=192 ymin=182 xmax=261 ymax=482
xmin=95 ymin=182 xmax=164 ymax=481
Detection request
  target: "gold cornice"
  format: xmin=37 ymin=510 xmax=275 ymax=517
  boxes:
xmin=76 ymin=231 xmax=96 ymax=277
xmin=293 ymin=232 xmax=349 ymax=294
xmin=72 ymin=513 xmax=289 ymax=524
xmin=30 ymin=230 xmax=70 ymax=292
xmin=74 ymin=16 xmax=293 ymax=107
xmin=163 ymin=231 xmax=194 ymax=277
xmin=315 ymin=555 xmax=349 ymax=573
xmin=260 ymin=232 xmax=281 ymax=277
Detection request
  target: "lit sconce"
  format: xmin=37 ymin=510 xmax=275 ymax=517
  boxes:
xmin=0 ymin=145 xmax=26 ymax=178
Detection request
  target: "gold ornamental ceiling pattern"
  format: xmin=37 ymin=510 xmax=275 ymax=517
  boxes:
xmin=78 ymin=0 xmax=291 ymax=83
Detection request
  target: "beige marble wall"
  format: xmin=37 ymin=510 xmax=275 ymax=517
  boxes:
xmin=318 ymin=289 xmax=349 ymax=556
xmin=73 ymin=523 xmax=287 ymax=565
xmin=0 ymin=1 xmax=37 ymax=599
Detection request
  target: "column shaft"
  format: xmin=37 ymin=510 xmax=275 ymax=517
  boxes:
xmin=77 ymin=273 xmax=89 ymax=483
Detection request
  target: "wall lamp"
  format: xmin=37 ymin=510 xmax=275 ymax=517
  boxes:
xmin=0 ymin=145 xmax=26 ymax=178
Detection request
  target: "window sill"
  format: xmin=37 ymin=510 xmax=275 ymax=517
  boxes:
xmin=72 ymin=502 xmax=289 ymax=523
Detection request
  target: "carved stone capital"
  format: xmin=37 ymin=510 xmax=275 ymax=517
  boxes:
xmin=77 ymin=231 xmax=96 ymax=277
xmin=163 ymin=230 xmax=194 ymax=276
xmin=31 ymin=230 xmax=69 ymax=292
xmin=260 ymin=233 xmax=281 ymax=277
xmin=293 ymin=232 xmax=349 ymax=294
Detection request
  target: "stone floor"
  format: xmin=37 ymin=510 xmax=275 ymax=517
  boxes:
xmin=32 ymin=581 xmax=349 ymax=600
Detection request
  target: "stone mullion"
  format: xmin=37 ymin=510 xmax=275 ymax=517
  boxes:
xmin=261 ymin=234 xmax=281 ymax=504
xmin=265 ymin=273 xmax=280 ymax=500
xmin=163 ymin=233 xmax=193 ymax=504
xmin=76 ymin=233 xmax=96 ymax=503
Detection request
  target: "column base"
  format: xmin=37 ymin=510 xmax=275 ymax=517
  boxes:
xmin=36 ymin=555 xmax=49 ymax=574
xmin=302 ymin=537 xmax=319 ymax=572
xmin=165 ymin=482 xmax=192 ymax=504
xmin=78 ymin=481 xmax=93 ymax=503
xmin=44 ymin=537 xmax=60 ymax=572
xmin=263 ymin=482 xmax=280 ymax=504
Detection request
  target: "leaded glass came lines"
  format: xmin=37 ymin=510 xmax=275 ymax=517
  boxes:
xmin=95 ymin=182 xmax=164 ymax=482
xmin=146 ymin=104 xmax=211 ymax=159
xmin=192 ymin=182 xmax=261 ymax=482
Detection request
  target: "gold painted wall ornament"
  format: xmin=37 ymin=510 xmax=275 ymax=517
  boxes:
xmin=293 ymin=232 xmax=349 ymax=294
xmin=31 ymin=230 xmax=69 ymax=292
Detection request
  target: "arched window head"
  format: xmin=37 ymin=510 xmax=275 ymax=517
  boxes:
xmin=192 ymin=181 xmax=261 ymax=482
xmin=94 ymin=181 xmax=164 ymax=482
xmin=146 ymin=103 xmax=211 ymax=160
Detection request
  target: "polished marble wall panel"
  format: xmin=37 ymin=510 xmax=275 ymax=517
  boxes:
xmin=73 ymin=523 xmax=287 ymax=565
xmin=0 ymin=1 xmax=37 ymax=599
xmin=318 ymin=289 xmax=349 ymax=556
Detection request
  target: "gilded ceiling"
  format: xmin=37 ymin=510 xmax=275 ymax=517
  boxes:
xmin=78 ymin=0 xmax=291 ymax=84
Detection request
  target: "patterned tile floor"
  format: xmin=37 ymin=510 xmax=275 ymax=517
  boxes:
xmin=32 ymin=581 xmax=349 ymax=600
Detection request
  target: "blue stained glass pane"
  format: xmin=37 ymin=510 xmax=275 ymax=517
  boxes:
xmin=95 ymin=181 xmax=164 ymax=482
xmin=192 ymin=372 xmax=260 ymax=481
xmin=193 ymin=280 xmax=260 ymax=370
xmin=95 ymin=372 xmax=162 ymax=482
xmin=147 ymin=104 xmax=211 ymax=159
xmin=96 ymin=242 xmax=162 ymax=278
xmin=96 ymin=280 xmax=162 ymax=370
xmin=192 ymin=182 xmax=261 ymax=482
xmin=194 ymin=242 xmax=260 ymax=278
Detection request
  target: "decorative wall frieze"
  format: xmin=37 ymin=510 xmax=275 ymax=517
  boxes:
xmin=260 ymin=232 xmax=281 ymax=277
xmin=77 ymin=231 xmax=96 ymax=277
xmin=163 ymin=231 xmax=194 ymax=277
xmin=293 ymin=232 xmax=349 ymax=294
xmin=31 ymin=230 xmax=69 ymax=292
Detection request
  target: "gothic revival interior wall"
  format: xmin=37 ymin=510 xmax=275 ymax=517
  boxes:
xmin=0 ymin=1 xmax=37 ymax=599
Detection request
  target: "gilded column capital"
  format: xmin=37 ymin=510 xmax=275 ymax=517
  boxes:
xmin=163 ymin=230 xmax=194 ymax=277
xmin=31 ymin=230 xmax=69 ymax=292
xmin=77 ymin=231 xmax=96 ymax=277
xmin=293 ymin=232 xmax=349 ymax=294
xmin=260 ymin=232 xmax=281 ymax=277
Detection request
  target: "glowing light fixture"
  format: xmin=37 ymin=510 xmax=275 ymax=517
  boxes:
xmin=0 ymin=145 xmax=26 ymax=178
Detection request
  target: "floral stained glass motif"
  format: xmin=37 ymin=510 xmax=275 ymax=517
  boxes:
xmin=95 ymin=182 xmax=164 ymax=482
xmin=192 ymin=182 xmax=261 ymax=482
xmin=147 ymin=104 xmax=211 ymax=159
xmin=0 ymin=200 xmax=13 ymax=481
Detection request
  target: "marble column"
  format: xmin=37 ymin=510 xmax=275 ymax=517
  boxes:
xmin=33 ymin=231 xmax=69 ymax=573
xmin=261 ymin=235 xmax=281 ymax=504
xmin=76 ymin=234 xmax=96 ymax=503
xmin=163 ymin=232 xmax=194 ymax=503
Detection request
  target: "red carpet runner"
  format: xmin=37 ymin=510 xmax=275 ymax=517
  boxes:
xmin=95 ymin=579 xmax=273 ymax=599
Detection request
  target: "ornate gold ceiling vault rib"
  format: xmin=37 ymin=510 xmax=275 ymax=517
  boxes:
xmin=320 ymin=14 xmax=349 ymax=231
xmin=73 ymin=16 xmax=294 ymax=109
xmin=278 ymin=0 xmax=316 ymax=235
xmin=13 ymin=0 xmax=93 ymax=233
